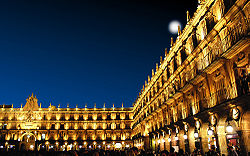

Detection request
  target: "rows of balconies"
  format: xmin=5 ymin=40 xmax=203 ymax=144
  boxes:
xmin=0 ymin=111 xmax=134 ymax=121
xmin=132 ymin=0 xmax=248 ymax=126
xmin=0 ymin=122 xmax=132 ymax=131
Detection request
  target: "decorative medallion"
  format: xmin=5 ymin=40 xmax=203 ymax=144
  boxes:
xmin=232 ymin=107 xmax=240 ymax=121
xmin=210 ymin=114 xmax=217 ymax=126
xmin=195 ymin=120 xmax=201 ymax=130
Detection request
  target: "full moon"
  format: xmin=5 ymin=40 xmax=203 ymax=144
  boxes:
xmin=168 ymin=20 xmax=182 ymax=34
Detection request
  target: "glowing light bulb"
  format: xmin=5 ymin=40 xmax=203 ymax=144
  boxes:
xmin=183 ymin=134 xmax=188 ymax=140
xmin=226 ymin=125 xmax=233 ymax=133
xmin=175 ymin=136 xmax=179 ymax=141
xmin=208 ymin=129 xmax=214 ymax=136
xmin=194 ymin=132 xmax=199 ymax=138
xmin=168 ymin=138 xmax=171 ymax=142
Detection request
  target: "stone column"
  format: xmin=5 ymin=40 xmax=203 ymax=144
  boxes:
xmin=144 ymin=136 xmax=150 ymax=150
xmin=217 ymin=118 xmax=228 ymax=156
xmin=188 ymin=126 xmax=195 ymax=153
xmin=179 ymin=130 xmax=185 ymax=151
xmin=240 ymin=111 xmax=250 ymax=155
xmin=201 ymin=123 xmax=209 ymax=153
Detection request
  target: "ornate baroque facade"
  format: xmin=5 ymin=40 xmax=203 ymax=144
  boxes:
xmin=0 ymin=95 xmax=133 ymax=151
xmin=131 ymin=0 xmax=249 ymax=155
xmin=0 ymin=0 xmax=249 ymax=155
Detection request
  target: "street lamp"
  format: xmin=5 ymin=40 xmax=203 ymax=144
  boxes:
xmin=194 ymin=130 xmax=199 ymax=138
xmin=168 ymin=137 xmax=171 ymax=142
xmin=175 ymin=136 xmax=179 ymax=141
xmin=207 ymin=126 xmax=214 ymax=136
xmin=226 ymin=122 xmax=233 ymax=133
xmin=183 ymin=134 xmax=188 ymax=140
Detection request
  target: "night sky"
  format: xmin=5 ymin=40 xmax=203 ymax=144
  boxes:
xmin=0 ymin=0 xmax=197 ymax=108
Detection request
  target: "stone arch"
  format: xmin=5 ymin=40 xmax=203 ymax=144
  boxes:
xmin=19 ymin=132 xmax=37 ymax=151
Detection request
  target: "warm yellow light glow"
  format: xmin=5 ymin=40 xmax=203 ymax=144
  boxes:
xmin=168 ymin=138 xmax=171 ymax=142
xmin=194 ymin=132 xmax=199 ymax=138
xmin=226 ymin=125 xmax=233 ymax=133
xmin=175 ymin=136 xmax=178 ymax=141
xmin=183 ymin=134 xmax=188 ymax=140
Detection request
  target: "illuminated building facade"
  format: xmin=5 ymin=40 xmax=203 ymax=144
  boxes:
xmin=0 ymin=94 xmax=133 ymax=151
xmin=0 ymin=0 xmax=249 ymax=155
xmin=131 ymin=0 xmax=249 ymax=155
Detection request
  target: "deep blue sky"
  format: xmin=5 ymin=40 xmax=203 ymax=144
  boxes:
xmin=0 ymin=0 xmax=196 ymax=108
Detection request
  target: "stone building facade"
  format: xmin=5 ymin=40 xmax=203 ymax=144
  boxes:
xmin=131 ymin=0 xmax=249 ymax=155
xmin=0 ymin=0 xmax=249 ymax=155
xmin=0 ymin=94 xmax=133 ymax=151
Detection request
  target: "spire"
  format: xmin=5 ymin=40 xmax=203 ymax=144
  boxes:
xmin=122 ymin=102 xmax=124 ymax=108
xmin=67 ymin=103 xmax=69 ymax=108
xmin=113 ymin=103 xmax=115 ymax=108
xmin=152 ymin=69 xmax=154 ymax=76
xmin=156 ymin=63 xmax=159 ymax=71
xmin=148 ymin=75 xmax=150 ymax=83
xmin=178 ymin=25 xmax=181 ymax=36
xmin=165 ymin=48 xmax=168 ymax=57
xmin=94 ymin=103 xmax=96 ymax=110
xmin=40 ymin=103 xmax=41 ymax=108
xmin=171 ymin=37 xmax=174 ymax=47
xmin=58 ymin=104 xmax=60 ymax=108
xmin=21 ymin=104 xmax=23 ymax=108
xmin=12 ymin=104 xmax=13 ymax=108
xmin=187 ymin=10 xmax=190 ymax=22
xmin=49 ymin=102 xmax=52 ymax=108
xmin=160 ymin=56 xmax=163 ymax=64
xmin=103 ymin=103 xmax=106 ymax=108
xmin=76 ymin=104 xmax=78 ymax=108
xmin=145 ymin=80 xmax=147 ymax=86
xmin=31 ymin=92 xmax=34 ymax=97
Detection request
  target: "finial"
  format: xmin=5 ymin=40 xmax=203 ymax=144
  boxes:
xmin=156 ymin=63 xmax=159 ymax=71
xmin=165 ymin=48 xmax=168 ymax=56
xmin=152 ymin=69 xmax=154 ymax=76
xmin=40 ymin=103 xmax=42 ymax=108
xmin=143 ymin=85 xmax=145 ymax=90
xmin=103 ymin=103 xmax=106 ymax=108
xmin=171 ymin=37 xmax=174 ymax=47
xmin=94 ymin=103 xmax=96 ymax=109
xmin=85 ymin=103 xmax=87 ymax=108
xmin=122 ymin=102 xmax=124 ymax=108
xmin=49 ymin=102 xmax=52 ymax=108
xmin=31 ymin=93 xmax=34 ymax=97
xmin=148 ymin=75 xmax=150 ymax=83
xmin=113 ymin=103 xmax=115 ymax=108
xmin=160 ymin=56 xmax=163 ymax=64
xmin=11 ymin=104 xmax=13 ymax=108
xmin=76 ymin=104 xmax=78 ymax=108
xmin=58 ymin=104 xmax=60 ymax=108
xmin=187 ymin=10 xmax=190 ymax=22
xmin=145 ymin=80 xmax=147 ymax=86
xmin=21 ymin=104 xmax=23 ymax=108
xmin=67 ymin=103 xmax=69 ymax=108
xmin=178 ymin=25 xmax=181 ymax=36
